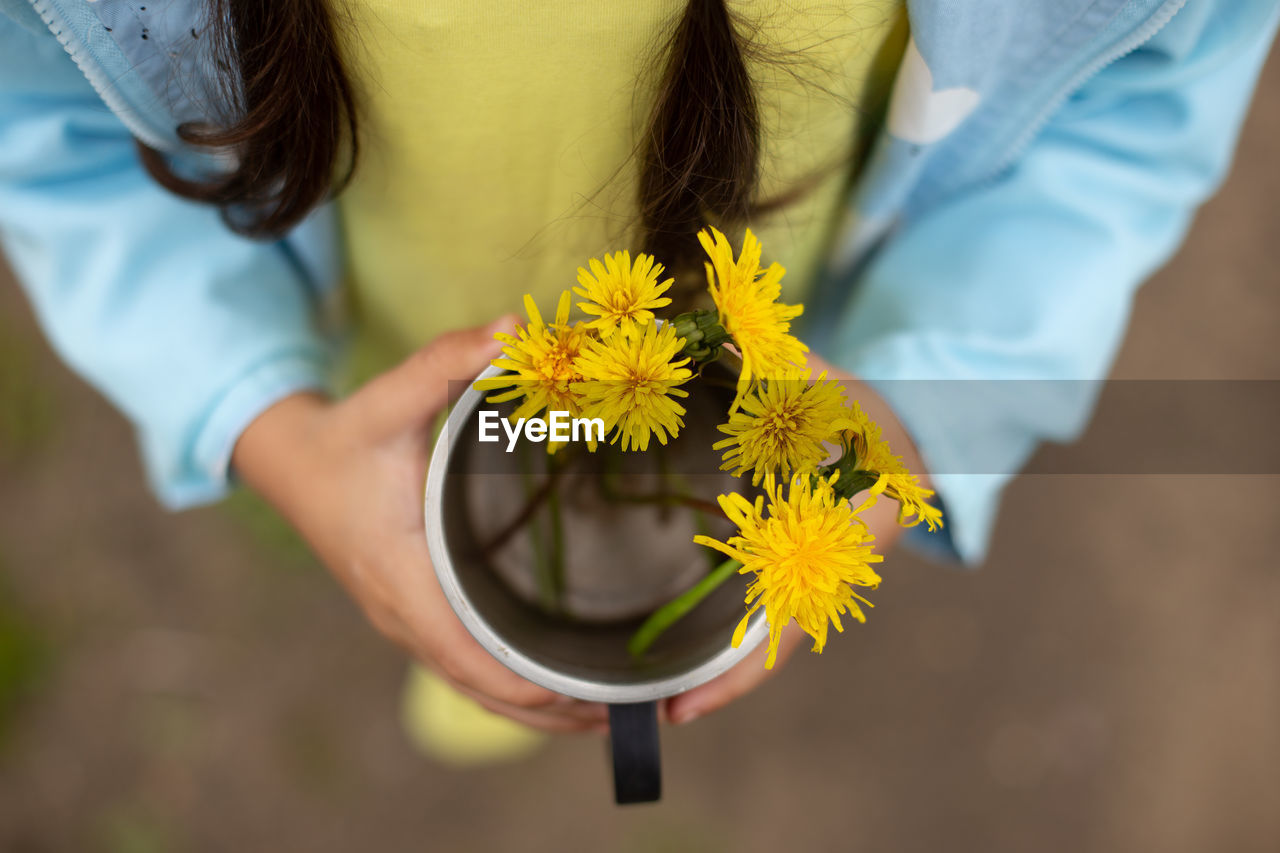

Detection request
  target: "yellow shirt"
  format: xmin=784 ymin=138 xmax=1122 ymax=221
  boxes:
xmin=337 ymin=1 xmax=906 ymax=374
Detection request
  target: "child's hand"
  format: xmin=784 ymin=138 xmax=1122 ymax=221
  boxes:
xmin=663 ymin=353 xmax=925 ymax=725
xmin=232 ymin=318 xmax=609 ymax=733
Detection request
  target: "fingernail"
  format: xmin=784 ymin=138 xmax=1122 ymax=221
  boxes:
xmin=670 ymin=706 xmax=702 ymax=725
xmin=487 ymin=314 xmax=519 ymax=335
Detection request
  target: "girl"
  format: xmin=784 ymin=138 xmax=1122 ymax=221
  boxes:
xmin=1 ymin=0 xmax=1276 ymax=745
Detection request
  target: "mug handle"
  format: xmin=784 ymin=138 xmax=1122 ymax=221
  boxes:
xmin=608 ymin=701 xmax=661 ymax=804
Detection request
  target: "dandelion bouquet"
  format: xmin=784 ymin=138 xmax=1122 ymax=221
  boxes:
xmin=472 ymin=227 xmax=941 ymax=669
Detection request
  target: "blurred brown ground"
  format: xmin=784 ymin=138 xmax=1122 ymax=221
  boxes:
xmin=1 ymin=48 xmax=1278 ymax=853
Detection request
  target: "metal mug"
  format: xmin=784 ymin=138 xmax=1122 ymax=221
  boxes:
xmin=424 ymin=363 xmax=767 ymax=804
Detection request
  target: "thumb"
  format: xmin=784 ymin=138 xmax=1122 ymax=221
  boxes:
xmin=358 ymin=315 xmax=518 ymax=435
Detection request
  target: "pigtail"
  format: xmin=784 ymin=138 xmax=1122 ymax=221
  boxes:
xmin=638 ymin=0 xmax=761 ymax=292
xmin=136 ymin=0 xmax=358 ymax=239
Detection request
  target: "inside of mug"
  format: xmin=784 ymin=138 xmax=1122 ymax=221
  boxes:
xmin=439 ymin=372 xmax=759 ymax=686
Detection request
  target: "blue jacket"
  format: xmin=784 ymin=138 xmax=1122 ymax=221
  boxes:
xmin=2 ymin=0 xmax=1277 ymax=563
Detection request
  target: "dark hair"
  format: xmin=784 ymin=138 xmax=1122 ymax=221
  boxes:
xmin=137 ymin=0 xmax=359 ymax=237
xmin=638 ymin=0 xmax=759 ymax=281
xmin=140 ymin=0 xmax=760 ymax=277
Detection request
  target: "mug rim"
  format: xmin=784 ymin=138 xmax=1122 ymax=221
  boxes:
xmin=423 ymin=363 xmax=769 ymax=704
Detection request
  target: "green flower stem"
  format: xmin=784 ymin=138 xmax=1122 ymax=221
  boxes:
xmin=628 ymin=558 xmax=742 ymax=659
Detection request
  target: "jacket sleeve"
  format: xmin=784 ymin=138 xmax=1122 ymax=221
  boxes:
xmin=0 ymin=12 xmax=336 ymax=508
xmin=828 ymin=3 xmax=1280 ymax=564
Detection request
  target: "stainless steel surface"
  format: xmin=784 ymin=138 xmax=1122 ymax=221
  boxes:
xmin=424 ymin=363 xmax=768 ymax=703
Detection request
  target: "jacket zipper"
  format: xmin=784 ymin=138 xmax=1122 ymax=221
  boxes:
xmin=978 ymin=0 xmax=1190 ymax=185
xmin=28 ymin=0 xmax=173 ymax=150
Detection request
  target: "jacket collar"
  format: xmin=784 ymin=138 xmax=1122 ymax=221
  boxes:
xmin=25 ymin=0 xmax=1182 ymax=203
xmin=27 ymin=0 xmax=223 ymax=151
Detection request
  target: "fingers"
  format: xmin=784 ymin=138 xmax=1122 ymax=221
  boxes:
xmin=441 ymin=676 xmax=608 ymax=734
xmin=424 ymin=631 xmax=609 ymax=732
xmin=432 ymin=630 xmax=609 ymax=726
xmin=383 ymin=537 xmax=610 ymax=729
xmin=664 ymin=624 xmax=806 ymax=725
xmin=356 ymin=314 xmax=520 ymax=435
xmin=363 ymin=596 xmax=607 ymax=732
xmin=367 ymin=591 xmax=608 ymax=733
xmin=428 ymin=636 xmax=609 ymax=732
xmin=397 ymin=548 xmax=559 ymax=707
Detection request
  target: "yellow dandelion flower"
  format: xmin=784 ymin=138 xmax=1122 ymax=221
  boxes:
xmin=713 ymin=371 xmax=847 ymax=488
xmin=837 ymin=401 xmax=944 ymax=531
xmin=698 ymin=226 xmax=808 ymax=397
xmin=694 ymin=474 xmax=884 ymax=669
xmin=574 ymin=251 xmax=674 ymax=338
xmin=574 ymin=322 xmax=693 ymax=452
xmin=473 ymin=291 xmax=587 ymax=420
